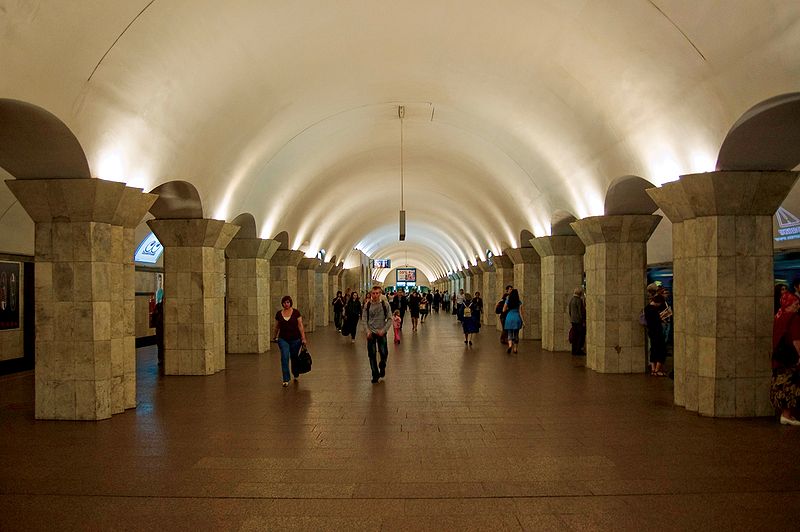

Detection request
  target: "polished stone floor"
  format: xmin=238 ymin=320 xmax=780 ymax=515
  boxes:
xmin=1 ymin=311 xmax=799 ymax=531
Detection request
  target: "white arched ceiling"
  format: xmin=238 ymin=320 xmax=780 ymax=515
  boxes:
xmin=1 ymin=1 xmax=799 ymax=266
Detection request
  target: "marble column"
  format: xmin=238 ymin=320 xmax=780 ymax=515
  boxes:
xmin=493 ymin=255 xmax=514 ymax=332
xmin=148 ymin=218 xmax=239 ymax=375
xmin=297 ymin=258 xmax=318 ymax=332
xmin=316 ymin=262 xmax=334 ymax=328
xmin=479 ymin=261 xmax=497 ymax=327
xmin=505 ymin=247 xmax=542 ymax=340
xmin=468 ymin=265 xmax=482 ymax=297
xmin=648 ymin=171 xmax=798 ymax=417
xmin=115 ymin=188 xmax=158 ymax=409
xmin=571 ymin=215 xmax=662 ymax=373
xmin=531 ymin=235 xmax=585 ymax=352
xmin=225 ymin=237 xmax=280 ymax=354
xmin=456 ymin=271 xmax=466 ymax=293
xmin=270 ymin=249 xmax=304 ymax=317
xmin=6 ymin=178 xmax=154 ymax=420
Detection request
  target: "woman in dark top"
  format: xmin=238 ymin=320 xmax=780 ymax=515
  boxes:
xmin=343 ymin=292 xmax=362 ymax=342
xmin=408 ymin=291 xmax=421 ymax=331
xmin=503 ymin=289 xmax=524 ymax=354
xmin=332 ymin=290 xmax=345 ymax=331
xmin=419 ymin=294 xmax=429 ymax=323
xmin=458 ymin=293 xmax=480 ymax=345
xmin=771 ymin=291 xmax=800 ymax=425
xmin=644 ymin=294 xmax=668 ymax=376
xmin=272 ymin=295 xmax=307 ymax=387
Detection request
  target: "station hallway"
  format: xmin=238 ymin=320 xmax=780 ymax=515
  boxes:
xmin=2 ymin=312 xmax=799 ymax=531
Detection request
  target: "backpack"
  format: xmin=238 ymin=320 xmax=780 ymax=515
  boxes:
xmin=495 ymin=299 xmax=505 ymax=314
xmin=463 ymin=303 xmax=473 ymax=318
xmin=365 ymin=299 xmax=390 ymax=321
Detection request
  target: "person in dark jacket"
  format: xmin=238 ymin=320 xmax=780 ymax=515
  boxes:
xmin=645 ymin=294 xmax=668 ymax=375
xmin=568 ymin=287 xmax=586 ymax=355
xmin=342 ymin=292 xmax=362 ymax=343
xmin=332 ymin=291 xmax=345 ymax=331
xmin=458 ymin=293 xmax=481 ymax=345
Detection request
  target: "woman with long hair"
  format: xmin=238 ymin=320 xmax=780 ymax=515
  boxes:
xmin=503 ymin=289 xmax=524 ymax=354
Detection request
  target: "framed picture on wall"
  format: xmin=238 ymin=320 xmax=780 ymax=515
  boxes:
xmin=0 ymin=261 xmax=20 ymax=330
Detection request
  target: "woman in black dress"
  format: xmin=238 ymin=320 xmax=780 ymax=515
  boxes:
xmin=645 ymin=294 xmax=668 ymax=376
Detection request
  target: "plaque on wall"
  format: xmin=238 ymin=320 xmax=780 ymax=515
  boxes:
xmin=0 ymin=261 xmax=20 ymax=330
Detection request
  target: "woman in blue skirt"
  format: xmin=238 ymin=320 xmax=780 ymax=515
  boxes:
xmin=503 ymin=289 xmax=524 ymax=353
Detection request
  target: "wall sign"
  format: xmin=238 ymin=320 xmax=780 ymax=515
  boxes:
xmin=134 ymin=232 xmax=164 ymax=264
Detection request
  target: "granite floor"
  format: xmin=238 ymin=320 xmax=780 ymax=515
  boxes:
xmin=1 ymin=311 xmax=799 ymax=531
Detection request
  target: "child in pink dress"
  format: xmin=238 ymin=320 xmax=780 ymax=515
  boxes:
xmin=392 ymin=310 xmax=402 ymax=344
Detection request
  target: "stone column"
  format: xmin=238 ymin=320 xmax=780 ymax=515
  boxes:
xmin=468 ymin=265 xmax=482 ymax=296
xmin=531 ymin=235 xmax=585 ymax=352
xmin=297 ymin=258 xmax=318 ymax=332
xmin=479 ymin=261 xmax=497 ymax=327
xmin=505 ymin=247 xmax=542 ymax=340
xmin=270 ymin=249 xmax=304 ymax=317
xmin=493 ymin=255 xmax=515 ymax=332
xmin=225 ymin=237 xmax=280 ymax=354
xmin=316 ymin=262 xmax=334 ymax=327
xmin=6 ymin=178 xmax=153 ymax=420
xmin=147 ymin=218 xmax=239 ymax=376
xmin=648 ymin=171 xmax=797 ymax=417
xmin=571 ymin=215 xmax=662 ymax=373
xmin=115 ymin=188 xmax=158 ymax=409
xmin=456 ymin=271 xmax=466 ymax=293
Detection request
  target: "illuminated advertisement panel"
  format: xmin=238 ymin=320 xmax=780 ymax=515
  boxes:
xmin=396 ymin=268 xmax=416 ymax=283
xmin=134 ymin=232 xmax=164 ymax=264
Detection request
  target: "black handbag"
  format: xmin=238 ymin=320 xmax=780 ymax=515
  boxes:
xmin=293 ymin=345 xmax=312 ymax=375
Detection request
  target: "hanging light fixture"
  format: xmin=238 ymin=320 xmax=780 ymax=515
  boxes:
xmin=398 ymin=105 xmax=406 ymax=241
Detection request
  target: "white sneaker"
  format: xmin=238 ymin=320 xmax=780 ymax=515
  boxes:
xmin=780 ymin=415 xmax=800 ymax=426
xmin=282 ymin=381 xmax=289 ymax=387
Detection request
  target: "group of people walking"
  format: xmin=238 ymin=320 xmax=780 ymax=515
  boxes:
xmin=771 ymin=284 xmax=800 ymax=426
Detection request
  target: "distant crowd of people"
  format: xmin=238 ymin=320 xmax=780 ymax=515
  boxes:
xmin=273 ymin=275 xmax=800 ymax=427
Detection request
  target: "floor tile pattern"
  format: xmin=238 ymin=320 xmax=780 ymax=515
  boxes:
xmin=2 ymin=312 xmax=799 ymax=530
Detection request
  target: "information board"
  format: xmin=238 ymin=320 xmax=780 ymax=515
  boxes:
xmin=396 ymin=268 xmax=416 ymax=282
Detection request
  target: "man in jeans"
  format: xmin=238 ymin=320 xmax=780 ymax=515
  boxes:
xmin=363 ymin=286 xmax=392 ymax=383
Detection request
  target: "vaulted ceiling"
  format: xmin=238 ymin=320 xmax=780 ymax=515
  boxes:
xmin=1 ymin=1 xmax=799 ymax=279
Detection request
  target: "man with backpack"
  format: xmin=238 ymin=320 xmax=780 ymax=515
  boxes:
xmin=363 ymin=285 xmax=392 ymax=383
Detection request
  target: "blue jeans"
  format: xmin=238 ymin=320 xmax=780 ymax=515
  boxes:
xmin=367 ymin=333 xmax=388 ymax=380
xmin=277 ymin=338 xmax=302 ymax=382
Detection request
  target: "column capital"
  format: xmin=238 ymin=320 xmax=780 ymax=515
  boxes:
xmin=147 ymin=218 xmax=239 ymax=249
xmin=647 ymin=171 xmax=799 ymax=222
xmin=530 ymin=235 xmax=585 ymax=257
xmin=270 ymin=249 xmax=305 ymax=267
xmin=298 ymin=257 xmax=321 ymax=270
xmin=114 ymin=187 xmax=158 ymax=229
xmin=456 ymin=271 xmax=466 ymax=280
xmin=6 ymin=177 xmax=128 ymax=223
xmin=468 ymin=265 xmax=481 ymax=276
xmin=492 ymin=254 xmax=514 ymax=269
xmin=570 ymin=214 xmax=662 ymax=246
xmin=504 ymin=247 xmax=539 ymax=265
xmin=478 ymin=260 xmax=495 ymax=273
xmin=329 ymin=263 xmax=344 ymax=276
xmin=225 ymin=238 xmax=280 ymax=260
xmin=316 ymin=261 xmax=335 ymax=274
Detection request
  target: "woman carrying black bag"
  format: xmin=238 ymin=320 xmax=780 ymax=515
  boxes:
xmin=272 ymin=295 xmax=307 ymax=387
